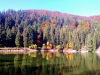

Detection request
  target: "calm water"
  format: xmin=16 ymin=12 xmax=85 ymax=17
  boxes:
xmin=0 ymin=51 xmax=100 ymax=75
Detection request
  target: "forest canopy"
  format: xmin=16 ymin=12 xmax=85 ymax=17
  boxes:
xmin=0 ymin=9 xmax=100 ymax=51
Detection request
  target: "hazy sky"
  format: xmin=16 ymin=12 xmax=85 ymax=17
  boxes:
xmin=0 ymin=0 xmax=100 ymax=16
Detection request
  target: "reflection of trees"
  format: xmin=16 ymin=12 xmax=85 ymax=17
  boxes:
xmin=21 ymin=54 xmax=31 ymax=75
xmin=1 ymin=53 xmax=100 ymax=75
xmin=4 ymin=62 xmax=10 ymax=75
xmin=45 ymin=52 xmax=53 ymax=60
xmin=72 ymin=53 xmax=100 ymax=75
xmin=41 ymin=52 xmax=46 ymax=58
xmin=64 ymin=52 xmax=74 ymax=60
xmin=21 ymin=53 xmax=42 ymax=75
xmin=42 ymin=52 xmax=76 ymax=75
xmin=19 ymin=53 xmax=100 ymax=75
xmin=0 ymin=54 xmax=15 ymax=75
xmin=83 ymin=53 xmax=100 ymax=72
xmin=41 ymin=52 xmax=100 ymax=75
xmin=96 ymin=53 xmax=100 ymax=59
xmin=1 ymin=62 xmax=15 ymax=75
xmin=28 ymin=52 xmax=37 ymax=58
xmin=14 ymin=54 xmax=21 ymax=75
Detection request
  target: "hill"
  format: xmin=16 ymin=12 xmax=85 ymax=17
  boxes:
xmin=0 ymin=9 xmax=100 ymax=50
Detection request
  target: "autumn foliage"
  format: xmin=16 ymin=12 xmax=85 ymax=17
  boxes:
xmin=0 ymin=9 xmax=100 ymax=50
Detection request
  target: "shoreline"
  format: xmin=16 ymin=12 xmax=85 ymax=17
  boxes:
xmin=0 ymin=47 xmax=100 ymax=53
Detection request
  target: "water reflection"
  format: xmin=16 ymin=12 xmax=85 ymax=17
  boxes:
xmin=0 ymin=52 xmax=100 ymax=75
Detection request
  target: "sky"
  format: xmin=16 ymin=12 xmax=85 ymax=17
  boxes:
xmin=0 ymin=0 xmax=100 ymax=16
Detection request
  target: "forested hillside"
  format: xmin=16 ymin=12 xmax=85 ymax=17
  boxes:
xmin=0 ymin=9 xmax=100 ymax=51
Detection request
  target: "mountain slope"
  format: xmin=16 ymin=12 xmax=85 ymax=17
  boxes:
xmin=0 ymin=9 xmax=100 ymax=50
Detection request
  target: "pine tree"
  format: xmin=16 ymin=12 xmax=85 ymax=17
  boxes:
xmin=23 ymin=28 xmax=28 ymax=47
xmin=15 ymin=31 xmax=21 ymax=47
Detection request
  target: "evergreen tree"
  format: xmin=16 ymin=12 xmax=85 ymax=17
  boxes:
xmin=15 ymin=31 xmax=22 ymax=47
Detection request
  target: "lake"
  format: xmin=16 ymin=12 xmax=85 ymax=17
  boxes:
xmin=0 ymin=51 xmax=100 ymax=75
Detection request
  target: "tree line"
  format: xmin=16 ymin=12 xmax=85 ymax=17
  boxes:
xmin=0 ymin=9 xmax=100 ymax=51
